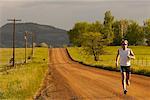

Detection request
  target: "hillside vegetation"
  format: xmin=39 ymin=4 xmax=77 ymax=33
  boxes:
xmin=0 ymin=23 xmax=69 ymax=48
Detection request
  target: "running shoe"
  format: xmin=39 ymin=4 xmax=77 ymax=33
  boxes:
xmin=124 ymin=90 xmax=127 ymax=94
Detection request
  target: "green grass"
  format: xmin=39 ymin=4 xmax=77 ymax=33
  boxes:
xmin=0 ymin=48 xmax=32 ymax=67
xmin=0 ymin=48 xmax=49 ymax=99
xmin=67 ymin=46 xmax=150 ymax=76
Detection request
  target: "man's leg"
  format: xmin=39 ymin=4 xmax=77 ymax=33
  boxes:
xmin=122 ymin=72 xmax=127 ymax=94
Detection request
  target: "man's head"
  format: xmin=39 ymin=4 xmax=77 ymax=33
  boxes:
xmin=121 ymin=40 xmax=128 ymax=49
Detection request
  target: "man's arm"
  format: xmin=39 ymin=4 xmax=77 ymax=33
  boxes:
xmin=128 ymin=49 xmax=135 ymax=59
xmin=116 ymin=49 xmax=120 ymax=68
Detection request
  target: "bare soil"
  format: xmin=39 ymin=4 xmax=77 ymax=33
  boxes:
xmin=35 ymin=48 xmax=150 ymax=100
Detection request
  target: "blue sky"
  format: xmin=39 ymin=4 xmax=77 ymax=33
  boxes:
xmin=0 ymin=0 xmax=150 ymax=30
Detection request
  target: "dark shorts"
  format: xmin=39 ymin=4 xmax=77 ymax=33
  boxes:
xmin=120 ymin=66 xmax=131 ymax=73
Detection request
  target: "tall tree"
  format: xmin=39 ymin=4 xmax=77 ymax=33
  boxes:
xmin=144 ymin=19 xmax=150 ymax=46
xmin=81 ymin=32 xmax=104 ymax=61
xmin=102 ymin=10 xmax=114 ymax=45
xmin=113 ymin=19 xmax=129 ymax=45
xmin=88 ymin=21 xmax=103 ymax=33
xmin=113 ymin=20 xmax=122 ymax=45
xmin=68 ymin=21 xmax=103 ymax=46
xmin=120 ymin=19 xmax=129 ymax=38
xmin=125 ymin=21 xmax=144 ymax=45
xmin=68 ymin=22 xmax=90 ymax=46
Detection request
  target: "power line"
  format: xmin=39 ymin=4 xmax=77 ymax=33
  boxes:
xmin=7 ymin=18 xmax=21 ymax=67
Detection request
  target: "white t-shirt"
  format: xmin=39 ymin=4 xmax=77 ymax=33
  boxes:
xmin=119 ymin=48 xmax=131 ymax=66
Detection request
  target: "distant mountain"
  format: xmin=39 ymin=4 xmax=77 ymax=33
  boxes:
xmin=0 ymin=23 xmax=70 ymax=48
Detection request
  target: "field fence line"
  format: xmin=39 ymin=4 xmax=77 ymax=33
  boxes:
xmin=98 ymin=58 xmax=150 ymax=67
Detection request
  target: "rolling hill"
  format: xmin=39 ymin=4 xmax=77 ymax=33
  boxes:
xmin=0 ymin=23 xmax=70 ymax=48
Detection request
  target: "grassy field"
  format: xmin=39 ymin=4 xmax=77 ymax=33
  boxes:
xmin=0 ymin=48 xmax=32 ymax=67
xmin=67 ymin=46 xmax=150 ymax=76
xmin=0 ymin=48 xmax=49 ymax=99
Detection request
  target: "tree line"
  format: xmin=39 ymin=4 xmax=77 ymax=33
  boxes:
xmin=68 ymin=10 xmax=150 ymax=61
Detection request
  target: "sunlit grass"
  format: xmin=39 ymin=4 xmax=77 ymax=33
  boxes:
xmin=0 ymin=48 xmax=48 ymax=99
xmin=67 ymin=46 xmax=150 ymax=75
xmin=0 ymin=48 xmax=32 ymax=67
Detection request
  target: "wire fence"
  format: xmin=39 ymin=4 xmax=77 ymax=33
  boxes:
xmin=103 ymin=58 xmax=150 ymax=67
xmin=132 ymin=57 xmax=150 ymax=67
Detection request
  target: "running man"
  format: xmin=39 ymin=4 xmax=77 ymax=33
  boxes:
xmin=116 ymin=40 xmax=135 ymax=94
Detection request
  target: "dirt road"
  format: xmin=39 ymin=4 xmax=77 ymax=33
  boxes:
xmin=37 ymin=48 xmax=150 ymax=100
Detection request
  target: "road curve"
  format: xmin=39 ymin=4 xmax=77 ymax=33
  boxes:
xmin=39 ymin=48 xmax=150 ymax=100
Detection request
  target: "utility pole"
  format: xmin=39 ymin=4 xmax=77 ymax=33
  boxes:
xmin=24 ymin=32 xmax=35 ymax=63
xmin=31 ymin=32 xmax=35 ymax=57
xmin=24 ymin=32 xmax=27 ymax=63
xmin=7 ymin=18 xmax=21 ymax=66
